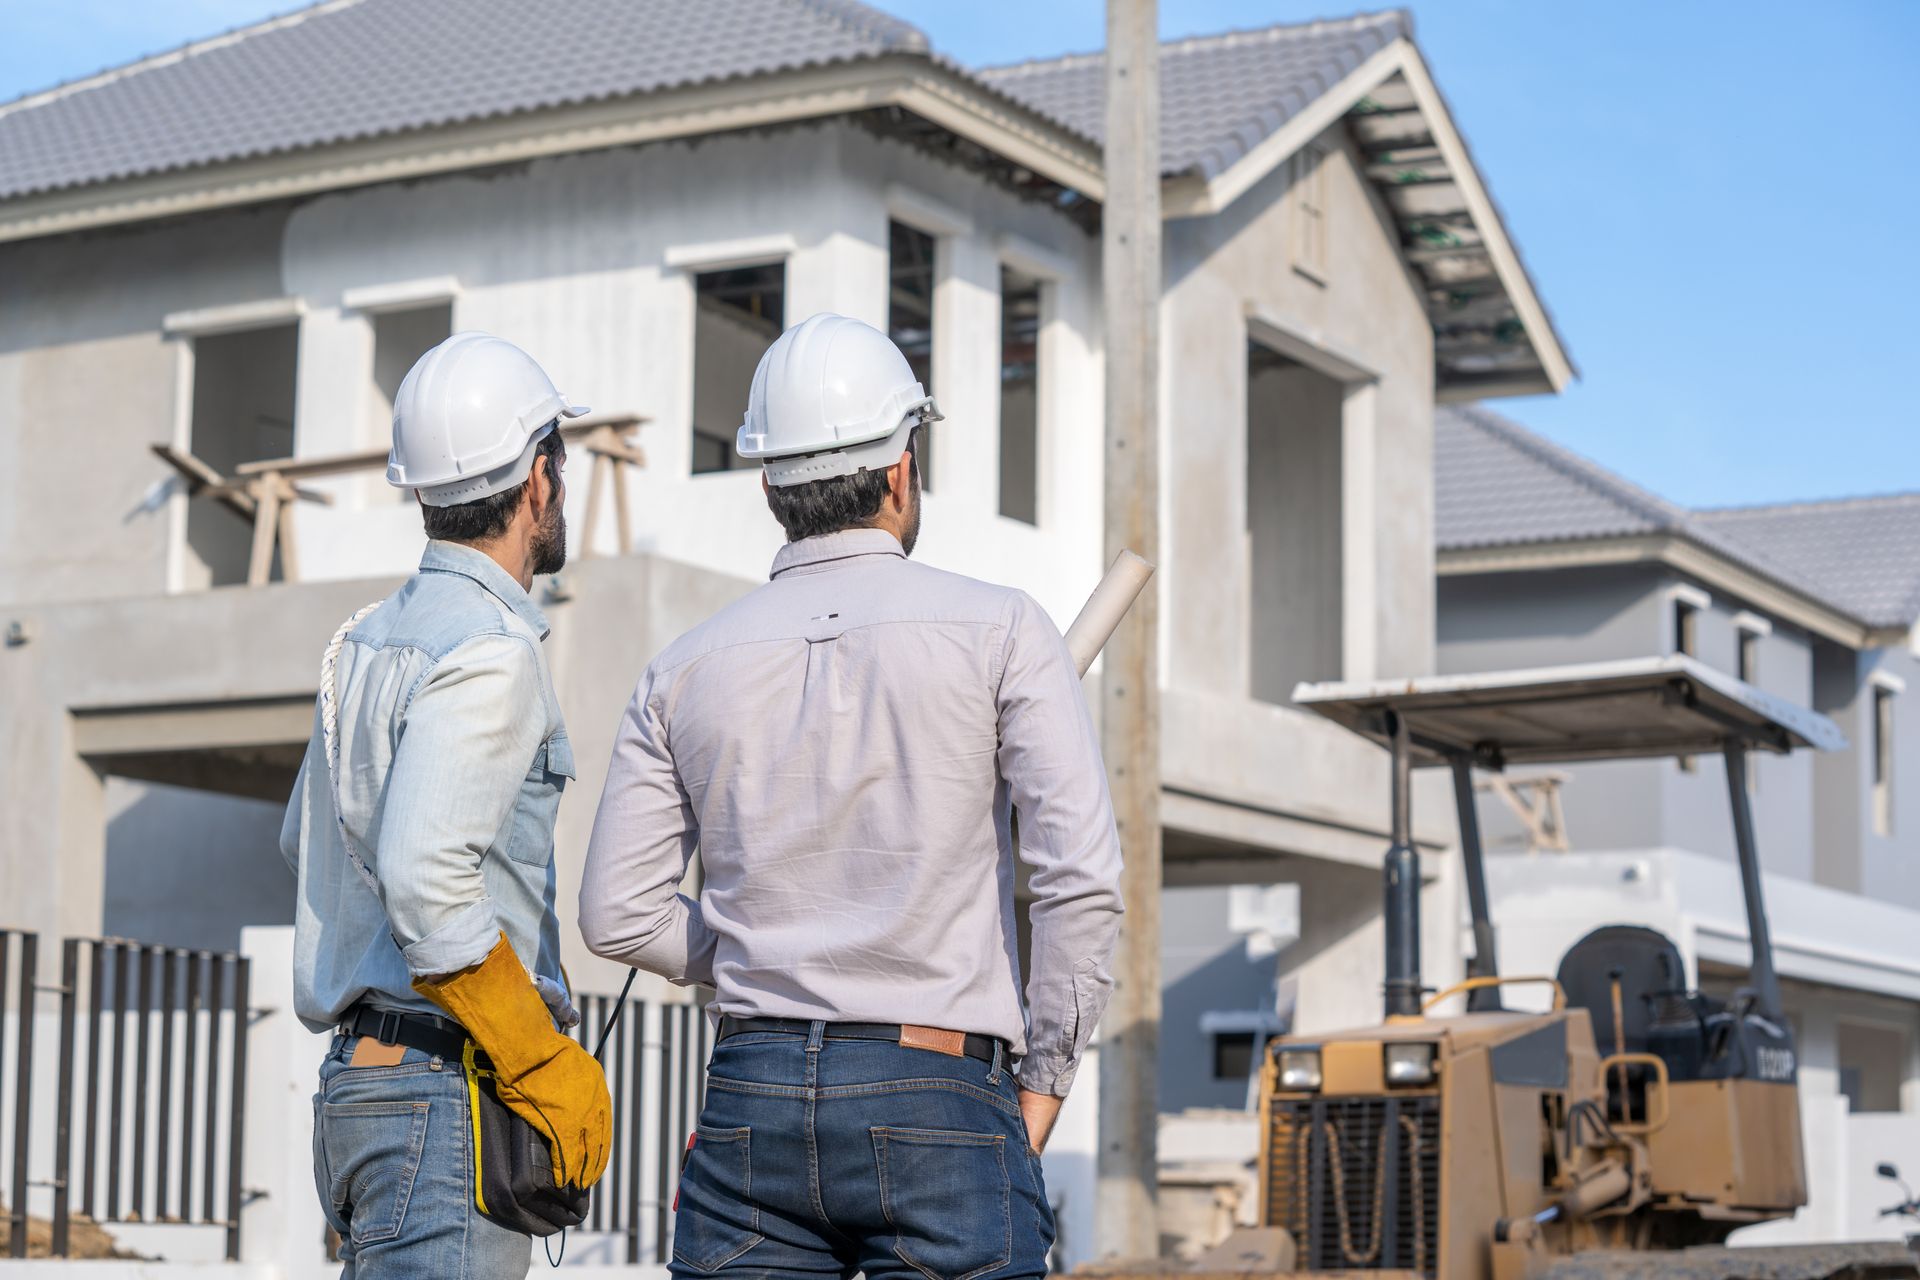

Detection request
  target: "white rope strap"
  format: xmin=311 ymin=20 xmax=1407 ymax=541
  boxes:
xmin=320 ymin=601 xmax=387 ymax=895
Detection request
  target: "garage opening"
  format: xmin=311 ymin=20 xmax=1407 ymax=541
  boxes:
xmin=184 ymin=324 xmax=298 ymax=589
xmin=1247 ymin=340 xmax=1344 ymax=703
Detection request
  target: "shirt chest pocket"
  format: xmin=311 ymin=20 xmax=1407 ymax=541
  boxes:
xmin=502 ymin=733 xmax=576 ymax=867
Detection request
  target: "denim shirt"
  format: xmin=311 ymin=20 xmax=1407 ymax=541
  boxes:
xmin=280 ymin=541 xmax=572 ymax=1033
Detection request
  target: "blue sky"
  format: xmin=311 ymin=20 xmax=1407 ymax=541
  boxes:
xmin=5 ymin=1 xmax=1915 ymax=509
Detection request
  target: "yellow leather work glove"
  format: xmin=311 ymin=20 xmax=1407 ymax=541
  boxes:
xmin=413 ymin=934 xmax=613 ymax=1188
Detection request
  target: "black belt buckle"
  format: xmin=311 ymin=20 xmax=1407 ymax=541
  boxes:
xmin=374 ymin=1009 xmax=404 ymax=1046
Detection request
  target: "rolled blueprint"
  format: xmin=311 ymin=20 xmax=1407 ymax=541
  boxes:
xmin=1063 ymin=550 xmax=1155 ymax=677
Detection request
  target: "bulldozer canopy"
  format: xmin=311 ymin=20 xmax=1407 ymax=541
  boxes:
xmin=1292 ymin=655 xmax=1844 ymax=768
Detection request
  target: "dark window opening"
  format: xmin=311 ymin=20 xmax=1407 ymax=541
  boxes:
xmin=692 ymin=263 xmax=785 ymax=475
xmin=888 ymin=221 xmax=936 ymax=490
xmin=1674 ymin=599 xmax=1701 ymax=772
xmin=371 ymin=304 xmax=452 ymax=498
xmin=1874 ymin=687 xmax=1895 ymax=837
xmin=998 ymin=266 xmax=1042 ymax=524
xmin=1212 ymin=1032 xmax=1257 ymax=1081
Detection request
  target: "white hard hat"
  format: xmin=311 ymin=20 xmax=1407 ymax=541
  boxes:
xmin=388 ymin=331 xmax=589 ymax=507
xmin=736 ymin=312 xmax=943 ymax=487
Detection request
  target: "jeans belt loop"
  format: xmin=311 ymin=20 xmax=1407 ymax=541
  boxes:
xmin=805 ymin=1020 xmax=826 ymax=1053
xmin=987 ymin=1038 xmax=1004 ymax=1083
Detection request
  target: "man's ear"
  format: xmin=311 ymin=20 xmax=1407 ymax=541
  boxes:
xmin=761 ymin=472 xmax=770 ymax=497
xmin=888 ymin=449 xmax=914 ymax=510
xmin=528 ymin=453 xmax=557 ymax=521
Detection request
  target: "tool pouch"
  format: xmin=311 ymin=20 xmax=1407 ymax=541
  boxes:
xmin=462 ymin=1043 xmax=590 ymax=1237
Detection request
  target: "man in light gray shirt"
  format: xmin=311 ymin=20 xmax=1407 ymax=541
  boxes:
xmin=581 ymin=313 xmax=1122 ymax=1277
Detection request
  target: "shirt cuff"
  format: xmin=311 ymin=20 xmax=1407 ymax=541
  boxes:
xmin=400 ymin=899 xmax=500 ymax=979
xmin=1016 ymin=1051 xmax=1079 ymax=1098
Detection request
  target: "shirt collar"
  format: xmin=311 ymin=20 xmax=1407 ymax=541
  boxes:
xmin=418 ymin=540 xmax=552 ymax=638
xmin=770 ymin=528 xmax=907 ymax=580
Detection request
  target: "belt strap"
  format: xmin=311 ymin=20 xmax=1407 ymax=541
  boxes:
xmin=717 ymin=1016 xmax=1003 ymax=1064
xmin=343 ymin=1005 xmax=475 ymax=1064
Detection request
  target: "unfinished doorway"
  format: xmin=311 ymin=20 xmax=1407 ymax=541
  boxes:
xmin=691 ymin=263 xmax=784 ymax=475
xmin=1247 ymin=341 xmax=1344 ymax=703
xmin=184 ymin=324 xmax=298 ymax=588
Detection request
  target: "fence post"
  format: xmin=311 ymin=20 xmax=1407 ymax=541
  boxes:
xmin=8 ymin=932 xmax=36 ymax=1260
xmin=238 ymin=926 xmax=331 ymax=1280
xmin=51 ymin=939 xmax=79 ymax=1258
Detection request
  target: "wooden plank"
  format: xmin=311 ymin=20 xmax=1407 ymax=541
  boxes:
xmin=232 ymin=413 xmax=646 ymax=480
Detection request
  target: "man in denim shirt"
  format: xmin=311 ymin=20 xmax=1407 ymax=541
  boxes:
xmin=281 ymin=333 xmax=611 ymax=1277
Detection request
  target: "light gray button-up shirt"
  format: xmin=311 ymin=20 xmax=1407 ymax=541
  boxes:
xmin=581 ymin=529 xmax=1123 ymax=1095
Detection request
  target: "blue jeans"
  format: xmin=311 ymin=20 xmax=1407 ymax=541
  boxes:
xmin=672 ymin=1023 xmax=1055 ymax=1279
xmin=312 ymin=1034 xmax=533 ymax=1279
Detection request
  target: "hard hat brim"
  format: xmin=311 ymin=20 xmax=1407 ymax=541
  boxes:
xmin=411 ymin=420 xmax=568 ymax=507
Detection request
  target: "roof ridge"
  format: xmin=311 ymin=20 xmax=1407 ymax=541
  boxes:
xmin=1443 ymin=404 xmax=1688 ymax=533
xmin=0 ymin=0 xmax=363 ymax=121
xmin=1695 ymin=490 xmax=1920 ymax=518
xmin=976 ymin=7 xmax=1408 ymax=78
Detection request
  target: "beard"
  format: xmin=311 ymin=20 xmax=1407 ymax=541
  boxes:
xmin=899 ymin=465 xmax=922 ymax=557
xmin=530 ymin=497 xmax=567 ymax=576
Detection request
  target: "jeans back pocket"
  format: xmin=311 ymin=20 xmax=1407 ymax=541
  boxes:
xmin=320 ymin=1099 xmax=431 ymax=1246
xmin=872 ymin=1127 xmax=1011 ymax=1280
xmin=673 ymin=1125 xmax=763 ymax=1271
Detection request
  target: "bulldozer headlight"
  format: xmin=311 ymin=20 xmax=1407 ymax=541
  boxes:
xmin=1277 ymin=1048 xmax=1322 ymax=1091
xmin=1385 ymin=1042 xmax=1436 ymax=1086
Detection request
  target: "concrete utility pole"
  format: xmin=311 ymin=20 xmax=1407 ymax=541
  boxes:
xmin=1096 ymin=0 xmax=1162 ymax=1259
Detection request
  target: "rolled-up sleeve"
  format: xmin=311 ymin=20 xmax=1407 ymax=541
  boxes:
xmin=997 ymin=591 xmax=1124 ymax=1097
xmin=379 ymin=633 xmax=547 ymax=979
xmin=580 ymin=665 xmax=718 ymax=985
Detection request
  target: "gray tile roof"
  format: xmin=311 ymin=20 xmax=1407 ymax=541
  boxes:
xmin=0 ymin=0 xmax=928 ymax=201
xmin=1437 ymin=405 xmax=1920 ymax=631
xmin=1696 ymin=496 xmax=1920 ymax=632
xmin=1436 ymin=404 xmax=1690 ymax=549
xmin=975 ymin=11 xmax=1410 ymax=179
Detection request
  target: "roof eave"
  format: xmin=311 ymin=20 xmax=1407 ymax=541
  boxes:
xmin=1437 ymin=532 xmax=1889 ymax=651
xmin=0 ymin=53 xmax=1105 ymax=246
xmin=1163 ymin=36 xmax=1573 ymax=402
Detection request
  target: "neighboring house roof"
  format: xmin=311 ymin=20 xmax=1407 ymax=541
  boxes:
xmin=1436 ymin=404 xmax=1920 ymax=644
xmin=976 ymin=12 xmax=1410 ymax=182
xmin=1696 ymin=496 xmax=1920 ymax=634
xmin=0 ymin=0 xmax=1569 ymax=400
xmin=1437 ymin=403 xmax=1693 ymax=549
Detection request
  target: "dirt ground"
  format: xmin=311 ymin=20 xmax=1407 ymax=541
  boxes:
xmin=0 ymin=1207 xmax=142 ymax=1259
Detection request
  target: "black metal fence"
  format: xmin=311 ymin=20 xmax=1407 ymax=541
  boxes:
xmin=565 ymin=992 xmax=713 ymax=1264
xmin=3 ymin=925 xmax=708 ymax=1265
xmin=0 ymin=932 xmax=252 ymax=1260
xmin=2 ymin=929 xmax=39 ymax=1258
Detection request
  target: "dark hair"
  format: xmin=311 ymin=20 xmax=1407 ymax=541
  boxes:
xmin=765 ymin=432 xmax=918 ymax=542
xmin=421 ymin=428 xmax=564 ymax=543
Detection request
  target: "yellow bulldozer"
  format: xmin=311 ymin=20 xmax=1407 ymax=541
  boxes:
xmin=1145 ymin=657 xmax=1916 ymax=1280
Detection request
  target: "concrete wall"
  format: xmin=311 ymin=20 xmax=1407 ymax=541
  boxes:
xmin=0 ymin=123 xmax=1107 ymax=629
xmin=0 ymin=204 xmax=292 ymax=606
xmin=1812 ymin=639 xmax=1920 ymax=908
xmin=1161 ymin=123 xmax=1434 ymax=702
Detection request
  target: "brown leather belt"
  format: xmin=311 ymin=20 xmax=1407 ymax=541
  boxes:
xmin=717 ymin=1016 xmax=1003 ymax=1064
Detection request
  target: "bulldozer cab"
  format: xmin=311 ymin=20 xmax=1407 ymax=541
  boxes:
xmin=1239 ymin=656 xmax=1850 ymax=1279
